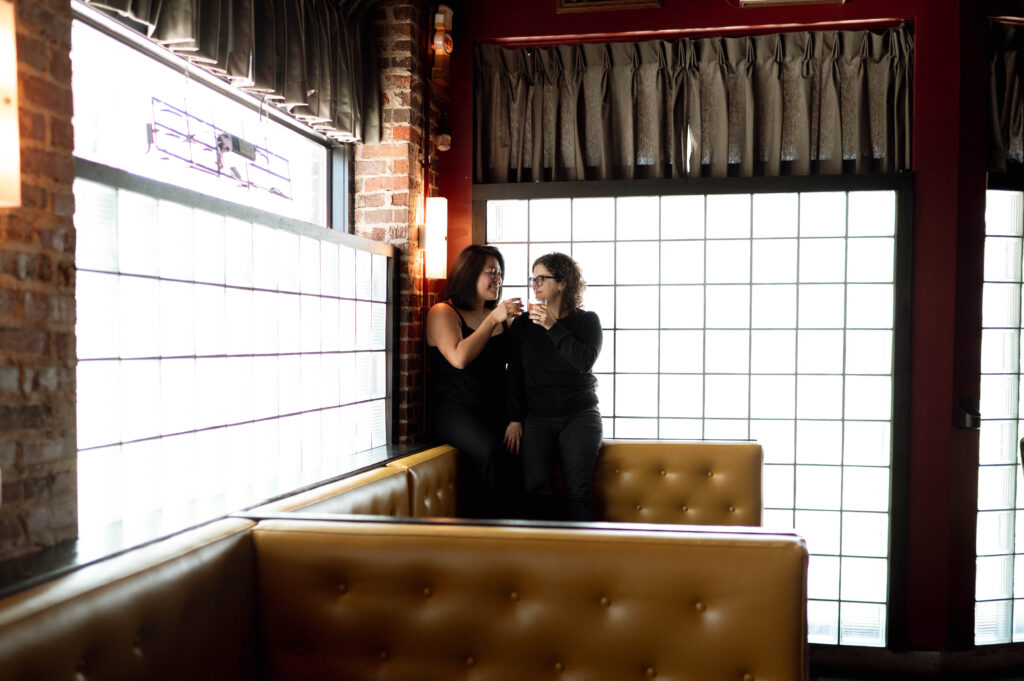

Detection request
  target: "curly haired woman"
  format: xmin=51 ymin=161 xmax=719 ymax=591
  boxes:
xmin=506 ymin=252 xmax=603 ymax=521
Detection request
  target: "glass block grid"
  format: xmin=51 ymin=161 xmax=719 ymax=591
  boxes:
xmin=487 ymin=191 xmax=898 ymax=646
xmin=75 ymin=177 xmax=389 ymax=557
xmin=977 ymin=189 xmax=1024 ymax=645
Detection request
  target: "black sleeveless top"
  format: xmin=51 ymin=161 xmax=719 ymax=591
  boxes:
xmin=427 ymin=302 xmax=509 ymax=424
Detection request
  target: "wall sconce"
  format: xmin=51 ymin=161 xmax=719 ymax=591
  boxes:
xmin=0 ymin=0 xmax=19 ymax=208
xmin=425 ymin=197 xmax=448 ymax=279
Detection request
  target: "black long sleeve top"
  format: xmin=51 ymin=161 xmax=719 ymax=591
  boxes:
xmin=507 ymin=309 xmax=602 ymax=420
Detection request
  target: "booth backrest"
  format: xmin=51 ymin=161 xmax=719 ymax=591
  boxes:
xmin=0 ymin=518 xmax=257 ymax=681
xmin=252 ymin=518 xmax=807 ymax=681
xmin=385 ymin=444 xmax=458 ymax=517
xmin=593 ymin=439 xmax=763 ymax=525
xmin=248 ymin=466 xmax=411 ymax=516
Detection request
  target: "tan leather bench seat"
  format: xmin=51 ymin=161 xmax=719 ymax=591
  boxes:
xmin=254 ymin=518 xmax=807 ymax=681
xmin=247 ymin=466 xmax=411 ymax=516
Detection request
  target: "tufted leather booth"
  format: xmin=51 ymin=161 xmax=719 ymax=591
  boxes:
xmin=245 ymin=440 xmax=763 ymax=526
xmin=254 ymin=519 xmax=807 ymax=681
xmin=0 ymin=516 xmax=807 ymax=681
xmin=0 ymin=518 xmax=258 ymax=681
xmin=593 ymin=440 xmax=763 ymax=525
xmin=247 ymin=465 xmax=412 ymax=516
xmin=385 ymin=445 xmax=458 ymax=516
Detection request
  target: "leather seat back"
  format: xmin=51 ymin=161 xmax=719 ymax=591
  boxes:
xmin=253 ymin=518 xmax=807 ymax=681
xmin=386 ymin=445 xmax=458 ymax=517
xmin=593 ymin=440 xmax=763 ymax=525
xmin=248 ymin=467 xmax=411 ymax=516
xmin=0 ymin=518 xmax=256 ymax=681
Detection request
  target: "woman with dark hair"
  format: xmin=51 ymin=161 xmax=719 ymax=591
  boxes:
xmin=507 ymin=252 xmax=603 ymax=521
xmin=426 ymin=244 xmax=524 ymax=517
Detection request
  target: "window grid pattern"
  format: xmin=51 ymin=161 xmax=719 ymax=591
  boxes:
xmin=977 ymin=189 xmax=1024 ymax=645
xmin=75 ymin=178 xmax=389 ymax=557
xmin=487 ymin=191 xmax=897 ymax=646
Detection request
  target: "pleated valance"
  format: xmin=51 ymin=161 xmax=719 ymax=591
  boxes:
xmin=82 ymin=0 xmax=380 ymax=143
xmin=989 ymin=21 xmax=1024 ymax=173
xmin=475 ymin=24 xmax=913 ymax=183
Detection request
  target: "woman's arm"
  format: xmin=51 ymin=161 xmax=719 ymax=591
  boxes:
xmin=426 ymin=300 xmax=520 ymax=370
xmin=546 ymin=311 xmax=603 ymax=372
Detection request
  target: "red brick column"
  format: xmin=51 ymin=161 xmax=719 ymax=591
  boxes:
xmin=356 ymin=0 xmax=441 ymax=444
xmin=0 ymin=0 xmax=77 ymax=560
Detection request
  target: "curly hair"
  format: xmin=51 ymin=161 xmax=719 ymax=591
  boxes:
xmin=442 ymin=244 xmax=505 ymax=310
xmin=533 ymin=252 xmax=586 ymax=313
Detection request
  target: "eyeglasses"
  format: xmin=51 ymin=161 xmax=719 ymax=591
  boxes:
xmin=482 ymin=268 xmax=503 ymax=279
xmin=528 ymin=275 xmax=558 ymax=286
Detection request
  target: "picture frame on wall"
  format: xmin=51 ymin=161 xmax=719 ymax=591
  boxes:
xmin=556 ymin=0 xmax=663 ymax=12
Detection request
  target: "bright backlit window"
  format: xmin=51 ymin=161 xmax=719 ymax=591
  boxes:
xmin=977 ymin=189 xmax=1024 ymax=644
xmin=487 ymin=189 xmax=902 ymax=646
xmin=71 ymin=15 xmax=390 ymax=559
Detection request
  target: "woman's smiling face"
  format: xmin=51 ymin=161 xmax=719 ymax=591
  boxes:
xmin=477 ymin=256 xmax=503 ymax=302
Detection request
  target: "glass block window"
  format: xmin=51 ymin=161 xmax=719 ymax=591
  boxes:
xmin=977 ymin=189 xmax=1024 ymax=645
xmin=72 ymin=17 xmax=328 ymax=225
xmin=487 ymin=190 xmax=900 ymax=646
xmin=75 ymin=178 xmax=389 ymax=558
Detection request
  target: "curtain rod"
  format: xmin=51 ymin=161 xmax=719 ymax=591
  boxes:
xmin=480 ymin=16 xmax=907 ymax=47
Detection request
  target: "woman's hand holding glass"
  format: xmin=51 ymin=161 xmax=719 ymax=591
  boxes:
xmin=490 ymin=297 xmax=524 ymax=324
xmin=528 ymin=302 xmax=556 ymax=330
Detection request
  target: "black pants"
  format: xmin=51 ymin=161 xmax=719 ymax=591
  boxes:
xmin=432 ymin=409 xmax=521 ymax=519
xmin=521 ymin=407 xmax=603 ymax=521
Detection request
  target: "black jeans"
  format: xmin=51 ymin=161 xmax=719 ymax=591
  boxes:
xmin=521 ymin=407 xmax=603 ymax=521
xmin=432 ymin=409 xmax=521 ymax=519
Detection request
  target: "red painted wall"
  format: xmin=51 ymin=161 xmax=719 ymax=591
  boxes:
xmin=436 ymin=0 xmax=1004 ymax=656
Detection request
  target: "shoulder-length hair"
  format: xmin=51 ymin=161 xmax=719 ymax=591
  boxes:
xmin=534 ymin=252 xmax=585 ymax=313
xmin=443 ymin=244 xmax=505 ymax=310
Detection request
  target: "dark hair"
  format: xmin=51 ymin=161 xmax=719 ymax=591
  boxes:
xmin=533 ymin=252 xmax=585 ymax=313
xmin=443 ymin=245 xmax=505 ymax=310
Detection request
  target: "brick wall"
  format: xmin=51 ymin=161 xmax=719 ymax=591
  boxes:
xmin=0 ymin=0 xmax=77 ymax=560
xmin=357 ymin=0 xmax=444 ymax=444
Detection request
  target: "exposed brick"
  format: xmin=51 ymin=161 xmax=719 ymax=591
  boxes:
xmin=19 ymin=184 xmax=48 ymax=211
xmin=391 ymin=192 xmax=409 ymax=206
xmin=0 ymin=287 xmax=18 ymax=318
xmin=0 ymin=405 xmax=51 ymax=431
xmin=16 ymin=33 xmax=48 ymax=72
xmin=22 ymin=439 xmax=71 ymax=465
xmin=357 ymin=192 xmax=386 ymax=208
xmin=360 ymin=143 xmax=409 ymax=159
xmin=50 ymin=120 xmax=74 ymax=152
xmin=0 ymin=366 xmax=19 ymax=394
xmin=355 ymin=159 xmax=386 ymax=175
xmin=0 ymin=327 xmax=48 ymax=356
xmin=20 ymin=74 xmax=73 ymax=115
xmin=23 ymin=291 xmax=54 ymax=323
xmin=18 ymin=109 xmax=45 ymax=143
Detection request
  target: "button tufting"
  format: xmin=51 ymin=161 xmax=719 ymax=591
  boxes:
xmin=422 ymin=587 xmax=433 ymax=597
xmin=510 ymin=591 xmax=520 ymax=601
xmin=466 ymin=656 xmax=476 ymax=667
xmin=728 ymin=505 xmax=736 ymax=513
xmin=553 ymin=661 xmax=565 ymax=672
xmin=614 ymin=468 xmax=621 ymax=474
xmin=742 ymin=674 xmax=754 ymax=681
xmin=379 ymin=651 xmax=389 ymax=662
xmin=695 ymin=601 xmax=707 ymax=612
xmin=659 ymin=469 xmax=667 ymax=476
xmin=646 ymin=667 xmax=657 ymax=678
xmin=706 ymin=470 xmax=714 ymax=478
xmin=680 ymin=504 xmax=688 ymax=512
xmin=635 ymin=504 xmax=643 ymax=511
xmin=599 ymin=596 xmax=611 ymax=607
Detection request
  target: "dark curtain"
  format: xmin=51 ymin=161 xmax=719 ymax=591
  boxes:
xmin=990 ymin=21 xmax=1024 ymax=173
xmin=84 ymin=0 xmax=381 ymax=143
xmin=475 ymin=24 xmax=913 ymax=183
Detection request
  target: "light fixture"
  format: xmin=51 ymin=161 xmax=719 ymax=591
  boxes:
xmin=425 ymin=197 xmax=448 ymax=279
xmin=0 ymin=0 xmax=20 ymax=208
xmin=738 ymin=0 xmax=844 ymax=5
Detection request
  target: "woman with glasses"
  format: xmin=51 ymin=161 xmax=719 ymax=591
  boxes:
xmin=426 ymin=244 xmax=524 ymax=517
xmin=507 ymin=252 xmax=603 ymax=521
